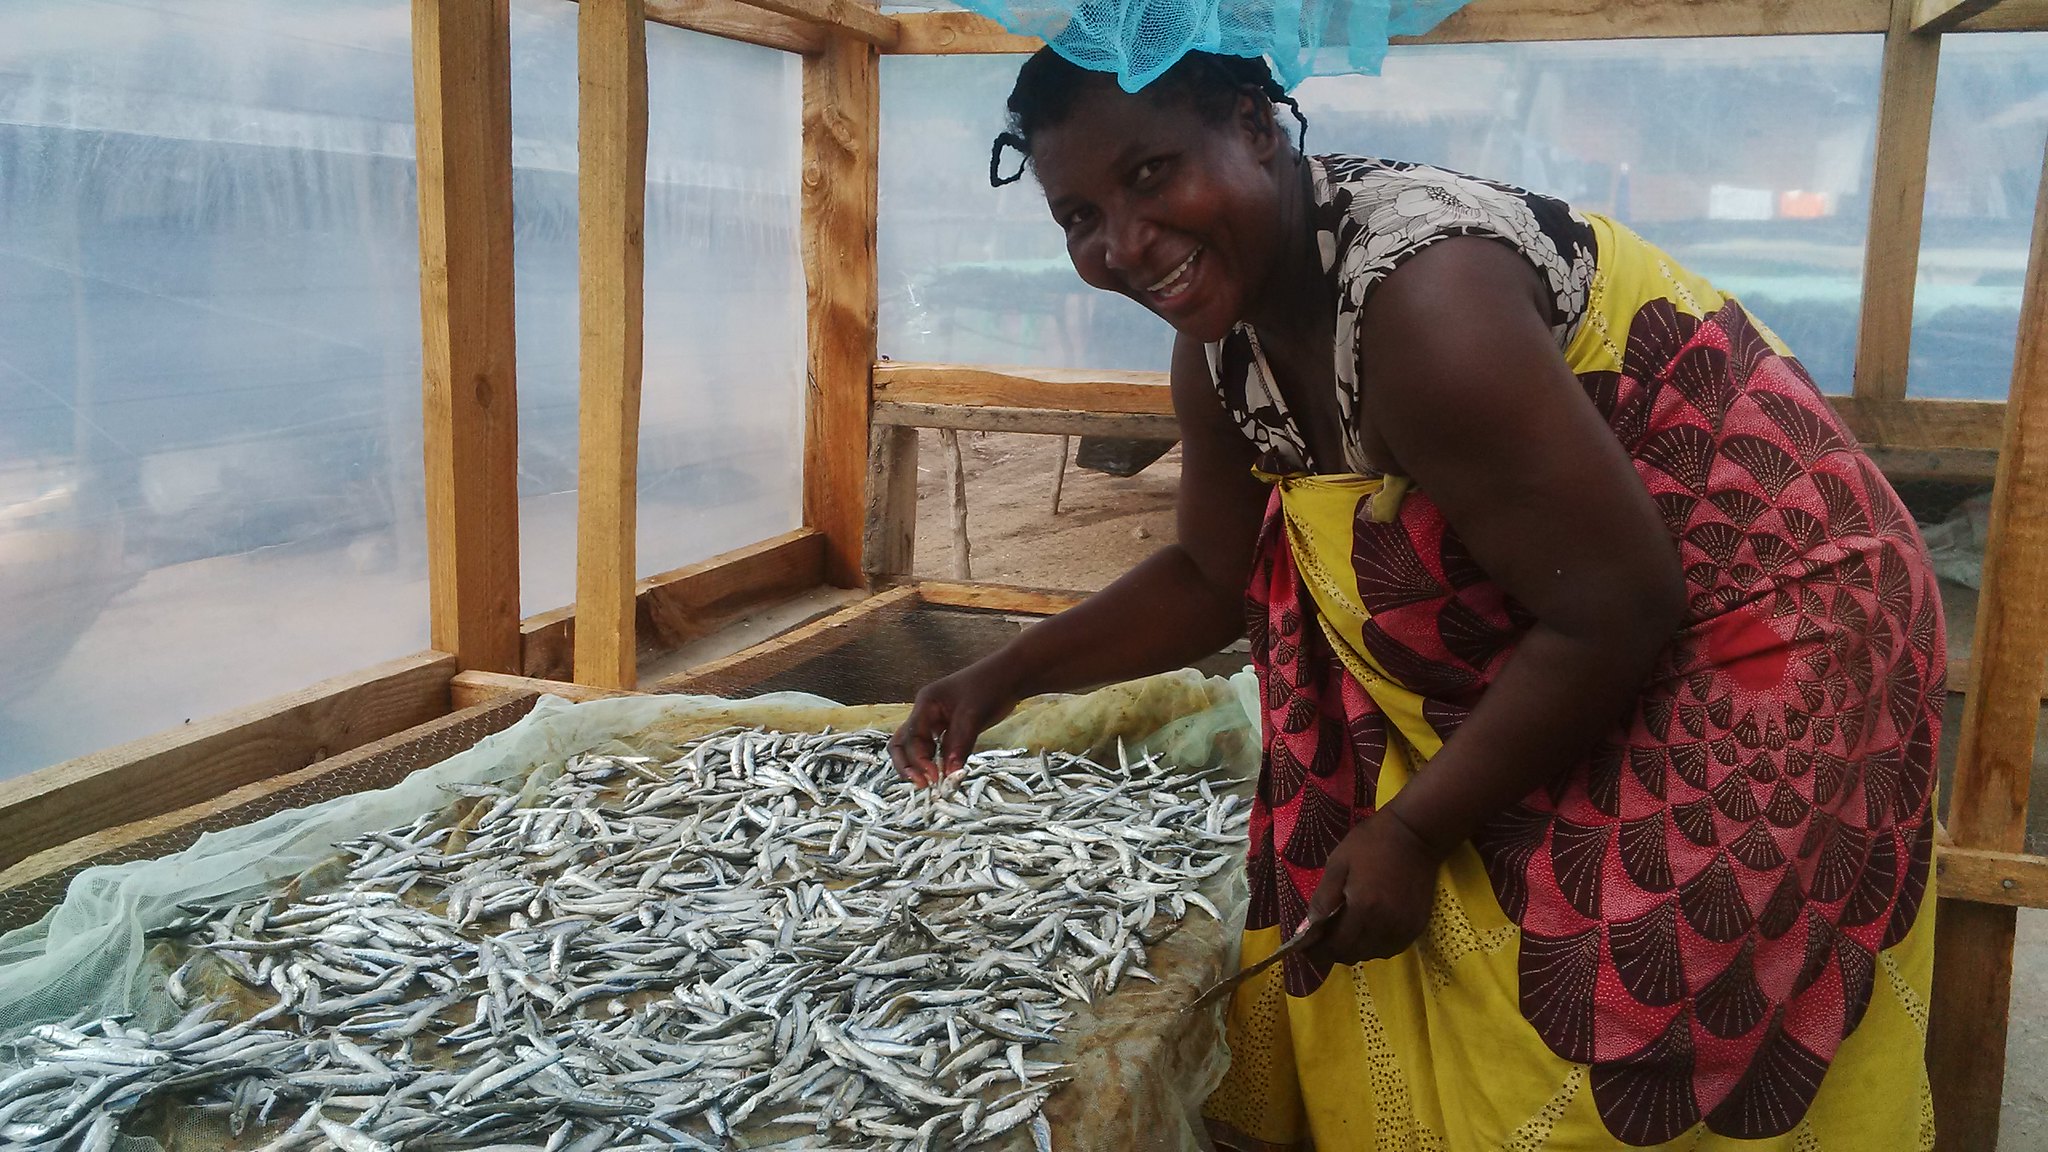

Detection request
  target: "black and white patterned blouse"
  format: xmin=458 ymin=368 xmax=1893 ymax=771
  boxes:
xmin=1206 ymin=154 xmax=1599 ymax=474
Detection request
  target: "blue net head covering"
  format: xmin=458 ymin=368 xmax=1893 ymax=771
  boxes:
xmin=952 ymin=0 xmax=1474 ymax=92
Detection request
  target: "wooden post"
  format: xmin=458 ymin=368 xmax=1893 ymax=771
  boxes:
xmin=1853 ymin=0 xmax=1943 ymax=402
xmin=1927 ymin=142 xmax=2048 ymax=1151
xmin=801 ymin=33 xmax=880 ymax=588
xmin=572 ymin=0 xmax=649 ymax=689
xmin=412 ymin=0 xmax=521 ymax=672
xmin=862 ymin=424 xmax=918 ymax=584
xmin=1050 ymin=434 xmax=1070 ymax=514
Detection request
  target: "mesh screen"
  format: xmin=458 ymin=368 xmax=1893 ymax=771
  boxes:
xmin=663 ymin=597 xmax=1249 ymax=704
xmin=0 ymin=696 xmax=537 ymax=933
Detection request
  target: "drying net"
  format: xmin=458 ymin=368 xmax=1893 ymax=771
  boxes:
xmin=0 ymin=664 xmax=1259 ymax=1151
xmin=947 ymin=0 xmax=1475 ymax=91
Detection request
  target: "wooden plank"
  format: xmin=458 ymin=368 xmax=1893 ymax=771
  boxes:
xmin=1826 ymin=395 xmax=2007 ymax=449
xmin=1953 ymin=0 xmax=2048 ymax=27
xmin=732 ymin=0 xmax=898 ymax=47
xmin=915 ymin=580 xmax=1086 ymax=615
xmin=863 ymin=424 xmax=919 ymax=583
xmin=524 ymin=529 xmax=827 ymax=680
xmin=1937 ymin=845 xmax=2048 ymax=908
xmin=643 ymin=0 xmax=826 ymax=52
xmin=803 ymin=35 xmax=881 ymax=587
xmin=0 ymin=692 xmax=534 ymax=906
xmin=1913 ymin=0 xmax=2009 ymax=30
xmin=412 ymin=0 xmax=522 ymax=673
xmin=889 ymin=10 xmax=1040 ymax=53
xmin=451 ymin=671 xmax=643 ymax=708
xmin=651 ymin=585 xmax=919 ymax=692
xmin=1928 ymin=142 xmax=2048 ymax=1152
xmin=0 ymin=653 xmax=457 ymax=875
xmin=875 ymin=363 xmax=1175 ymax=414
xmin=1862 ymin=445 xmax=1999 ymax=482
xmin=875 ymin=401 xmax=1182 ymax=440
xmin=886 ymin=0 xmax=1892 ymax=53
xmin=1853 ymin=0 xmax=1944 ymax=403
xmin=573 ymin=0 xmax=650 ymax=690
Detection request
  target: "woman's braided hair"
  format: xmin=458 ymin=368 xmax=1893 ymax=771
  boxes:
xmin=990 ymin=48 xmax=1309 ymax=187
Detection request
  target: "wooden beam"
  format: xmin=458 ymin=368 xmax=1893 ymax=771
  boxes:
xmin=874 ymin=401 xmax=1182 ymax=440
xmin=863 ymin=425 xmax=919 ymax=584
xmin=915 ymin=580 xmax=1086 ymax=615
xmin=651 ymin=585 xmax=918 ymax=692
xmin=886 ymin=0 xmax=1893 ymax=53
xmin=1826 ymin=395 xmax=2007 ymax=449
xmin=413 ymin=0 xmax=522 ymax=673
xmin=0 ymin=653 xmax=457 ymax=875
xmin=0 ymin=692 xmax=533 ymax=922
xmin=875 ymin=363 xmax=1175 ymax=415
xmin=525 ymin=529 xmax=827 ymax=680
xmin=889 ymin=10 xmax=1040 ymax=53
xmin=1928 ymin=142 xmax=2048 ymax=1152
xmin=451 ymin=670 xmax=642 ymax=708
xmin=643 ymin=0 xmax=826 ymax=52
xmin=1853 ymin=0 xmax=1944 ymax=403
xmin=526 ymin=532 xmax=828 ymax=680
xmin=1862 ymin=445 xmax=1999 ymax=482
xmin=1950 ymin=0 xmax=2048 ymax=28
xmin=573 ymin=0 xmax=650 ymax=690
xmin=803 ymin=35 xmax=881 ymax=588
xmin=732 ymin=0 xmax=898 ymax=47
xmin=1938 ymin=846 xmax=2048 ymax=908
xmin=1912 ymin=0 xmax=2008 ymax=31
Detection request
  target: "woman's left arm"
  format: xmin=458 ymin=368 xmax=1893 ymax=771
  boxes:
xmin=1306 ymin=236 xmax=1687 ymax=966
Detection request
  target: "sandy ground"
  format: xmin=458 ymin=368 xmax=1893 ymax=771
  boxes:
xmin=908 ymin=428 xmax=2048 ymax=1150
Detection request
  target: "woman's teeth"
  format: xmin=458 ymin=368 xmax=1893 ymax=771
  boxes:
xmin=1148 ymin=248 xmax=1200 ymax=298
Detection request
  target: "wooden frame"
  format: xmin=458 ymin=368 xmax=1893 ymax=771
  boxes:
xmin=11 ymin=2 xmax=2048 ymax=1147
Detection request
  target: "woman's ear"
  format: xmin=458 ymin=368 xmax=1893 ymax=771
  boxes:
xmin=1239 ymin=92 xmax=1281 ymax=163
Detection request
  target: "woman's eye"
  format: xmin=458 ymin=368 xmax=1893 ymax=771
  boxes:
xmin=1062 ymin=208 xmax=1095 ymax=231
xmin=1134 ymin=158 xmax=1169 ymax=186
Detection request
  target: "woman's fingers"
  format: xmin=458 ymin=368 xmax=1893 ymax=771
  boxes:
xmin=888 ymin=698 xmax=946 ymax=786
xmin=937 ymin=708 xmax=983 ymax=778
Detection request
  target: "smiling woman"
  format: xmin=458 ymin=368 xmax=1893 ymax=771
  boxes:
xmin=890 ymin=45 xmax=1950 ymax=1152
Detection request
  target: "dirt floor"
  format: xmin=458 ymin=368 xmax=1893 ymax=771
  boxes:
xmin=908 ymin=428 xmax=2047 ymax=1150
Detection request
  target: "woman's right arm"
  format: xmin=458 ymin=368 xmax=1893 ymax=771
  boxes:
xmin=889 ymin=334 xmax=1269 ymax=784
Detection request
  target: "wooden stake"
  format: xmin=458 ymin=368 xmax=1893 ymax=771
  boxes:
xmin=412 ymin=0 xmax=521 ymax=672
xmin=1928 ymin=141 xmax=2048 ymax=1152
xmin=801 ymin=35 xmax=880 ymax=588
xmin=862 ymin=424 xmax=919 ymax=584
xmin=941 ymin=427 xmax=971 ymax=581
xmin=1050 ymin=434 xmax=1070 ymax=515
xmin=572 ymin=0 xmax=649 ymax=689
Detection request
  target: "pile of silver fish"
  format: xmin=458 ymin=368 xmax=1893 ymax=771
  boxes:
xmin=0 ymin=728 xmax=1248 ymax=1151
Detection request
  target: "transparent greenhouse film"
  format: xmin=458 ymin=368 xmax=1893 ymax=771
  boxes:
xmin=880 ymin=37 xmax=1887 ymax=393
xmin=0 ymin=0 xmax=430 ymax=781
xmin=510 ymin=10 xmax=806 ymax=614
xmin=1908 ymin=32 xmax=2048 ymax=401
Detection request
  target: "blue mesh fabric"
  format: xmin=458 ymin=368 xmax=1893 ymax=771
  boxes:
xmin=953 ymin=0 xmax=1475 ymax=91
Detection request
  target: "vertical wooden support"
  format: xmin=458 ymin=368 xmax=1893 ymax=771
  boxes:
xmin=862 ymin=424 xmax=918 ymax=583
xmin=1853 ymin=0 xmax=1942 ymax=402
xmin=412 ymin=0 xmax=521 ymax=672
xmin=572 ymin=0 xmax=649 ymax=689
xmin=801 ymin=34 xmax=881 ymax=588
xmin=1927 ymin=143 xmax=2048 ymax=1151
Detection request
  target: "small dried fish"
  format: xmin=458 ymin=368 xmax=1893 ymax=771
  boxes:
xmin=0 ymin=728 xmax=1248 ymax=1151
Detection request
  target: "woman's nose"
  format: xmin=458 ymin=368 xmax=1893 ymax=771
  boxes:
xmin=1101 ymin=213 xmax=1156 ymax=276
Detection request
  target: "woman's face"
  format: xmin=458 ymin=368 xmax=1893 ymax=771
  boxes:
xmin=1031 ymin=81 xmax=1289 ymax=344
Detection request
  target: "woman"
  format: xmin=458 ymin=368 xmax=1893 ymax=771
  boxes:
xmin=890 ymin=48 xmax=1944 ymax=1150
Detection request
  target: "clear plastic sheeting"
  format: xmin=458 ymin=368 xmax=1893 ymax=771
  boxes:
xmin=881 ymin=38 xmax=1911 ymax=394
xmin=509 ymin=8 xmax=806 ymax=609
xmin=1908 ymin=32 xmax=2048 ymax=400
xmin=0 ymin=0 xmax=430 ymax=781
xmin=0 ymin=669 xmax=1257 ymax=1151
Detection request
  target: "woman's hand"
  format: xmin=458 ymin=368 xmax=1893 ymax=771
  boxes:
xmin=1303 ymin=809 xmax=1444 ymax=966
xmin=888 ymin=660 xmax=1024 ymax=787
